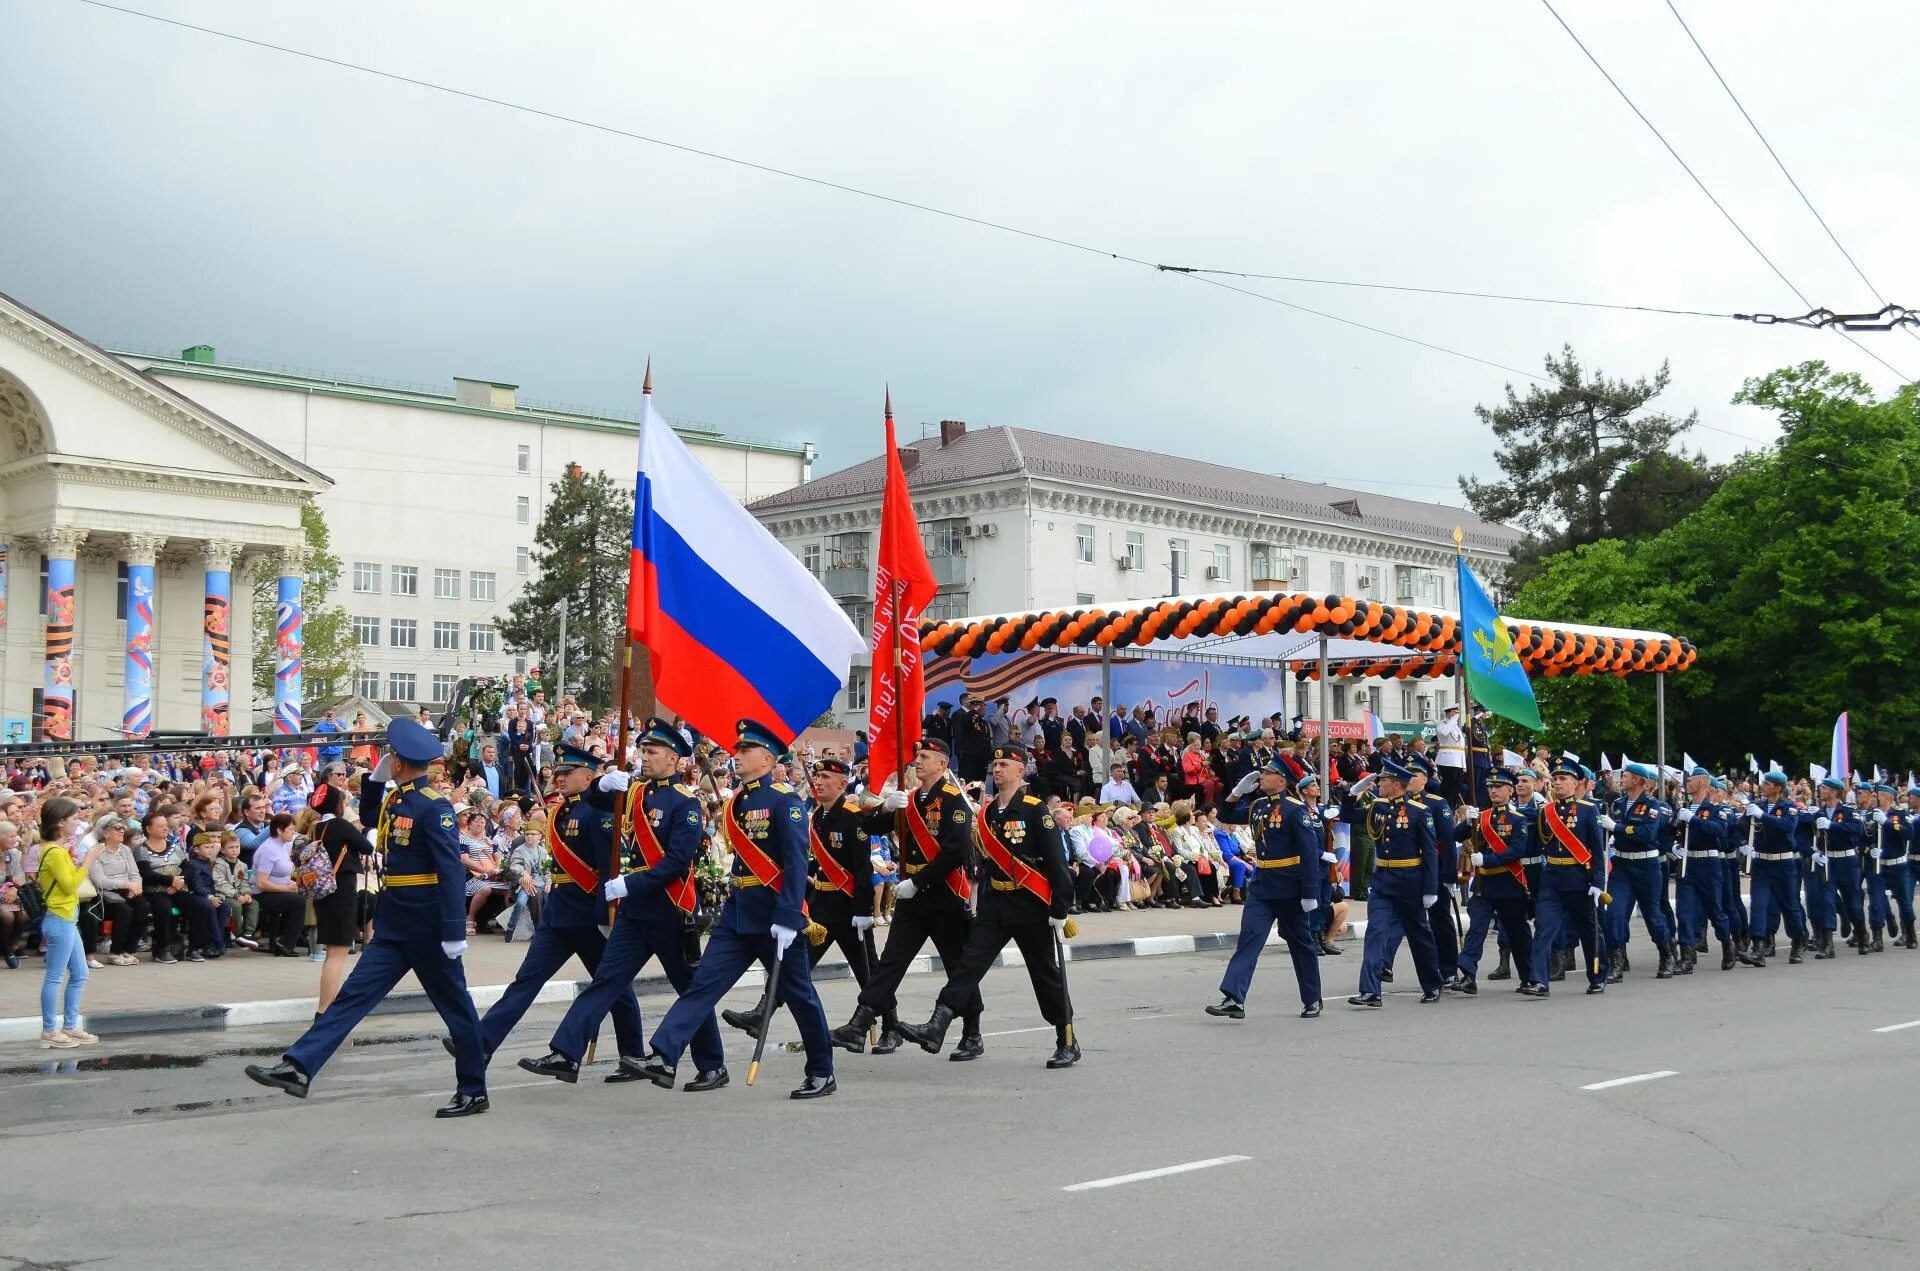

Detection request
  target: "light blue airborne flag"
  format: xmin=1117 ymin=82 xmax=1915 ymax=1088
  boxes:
xmin=1457 ymin=553 xmax=1543 ymax=732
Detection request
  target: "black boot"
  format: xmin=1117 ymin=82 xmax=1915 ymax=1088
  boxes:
xmin=1840 ymin=912 xmax=1853 ymax=941
xmin=1674 ymin=943 xmax=1693 ymax=975
xmin=1738 ymin=939 xmax=1764 ymax=967
xmin=949 ymin=1025 xmax=985 ymax=1062
xmin=1857 ymin=924 xmax=1872 ymax=955
xmin=1549 ymin=947 xmax=1567 ymax=982
xmin=244 ymin=1059 xmax=310 ymax=1099
xmin=1655 ymin=946 xmax=1673 ymax=979
xmin=721 ymin=1006 xmax=769 ymax=1040
xmin=1379 ymin=966 xmax=1394 ymax=984
xmin=1450 ymin=972 xmax=1477 ymax=996
xmin=1046 ymin=1024 xmax=1081 ymax=1069
xmin=1618 ymin=948 xmax=1631 ymax=975
xmin=896 ymin=1003 xmax=955 ymax=1055
xmin=1788 ymin=937 xmax=1805 ymax=964
xmin=515 ymin=1050 xmax=580 ymax=1084
xmin=1607 ymin=948 xmax=1625 ymax=984
xmin=830 ymin=1006 xmax=875 ymax=1054
xmin=1693 ymin=934 xmax=1709 ymax=955
xmin=1205 ymin=994 xmax=1245 ymax=1019
xmin=1720 ymin=940 xmax=1737 ymax=970
xmin=1815 ymin=930 xmax=1836 ymax=959
xmin=871 ymin=1014 xmax=905 ymax=1055
xmin=1487 ymin=947 xmax=1512 ymax=981
xmin=1905 ymin=919 xmax=1918 ymax=949
xmin=1871 ymin=925 xmax=1886 ymax=953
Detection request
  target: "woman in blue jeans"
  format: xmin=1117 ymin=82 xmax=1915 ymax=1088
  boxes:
xmin=37 ymin=796 xmax=105 ymax=1048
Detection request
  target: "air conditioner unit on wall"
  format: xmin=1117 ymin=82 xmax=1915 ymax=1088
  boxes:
xmin=1117 ymin=557 xmax=1138 ymax=572
xmin=1205 ymin=566 xmax=1222 ymax=580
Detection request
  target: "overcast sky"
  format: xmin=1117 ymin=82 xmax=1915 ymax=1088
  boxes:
xmin=7 ymin=1 xmax=1916 ymax=504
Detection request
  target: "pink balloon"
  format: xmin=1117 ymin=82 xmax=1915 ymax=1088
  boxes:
xmin=1088 ymin=829 xmax=1117 ymax=865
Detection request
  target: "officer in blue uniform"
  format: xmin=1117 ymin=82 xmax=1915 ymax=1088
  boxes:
xmin=1604 ymin=762 xmax=1675 ymax=982
xmin=1744 ymin=771 xmax=1809 ymax=964
xmin=1526 ymin=758 xmax=1607 ymax=997
xmin=1450 ymin=768 xmax=1539 ymax=995
xmin=518 ymin=719 xmax=727 ymax=1088
xmin=1812 ymin=776 xmax=1869 ymax=958
xmin=462 ymin=742 xmax=645 ymax=1063
xmin=633 ymin=719 xmax=836 ymax=1099
xmin=245 ymin=719 xmax=489 ymax=1118
xmin=1672 ymin=766 xmax=1752 ymax=971
xmin=1404 ymin=757 xmax=1459 ymax=984
xmin=1206 ymin=760 xmax=1324 ymax=1020
xmin=1348 ymin=759 xmax=1443 ymax=1008
xmin=1872 ymin=786 xmax=1919 ymax=949
xmin=1488 ymin=769 xmax=1547 ymax=982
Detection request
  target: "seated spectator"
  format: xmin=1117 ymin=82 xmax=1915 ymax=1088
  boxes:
xmin=134 ymin=811 xmax=187 ymax=965
xmin=1099 ymin=763 xmax=1139 ymax=806
xmin=501 ymin=822 xmax=546 ymax=943
xmin=213 ymin=833 xmax=259 ymax=950
xmin=177 ymin=832 xmax=227 ymax=962
xmin=0 ymin=821 xmax=25 ymax=968
xmin=459 ymin=809 xmax=506 ymax=934
xmin=85 ymin=815 xmax=147 ymax=966
xmin=250 ymin=813 xmax=306 ymax=957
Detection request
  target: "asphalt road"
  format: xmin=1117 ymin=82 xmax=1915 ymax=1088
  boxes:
xmin=3 ymin=942 xmax=1919 ymax=1270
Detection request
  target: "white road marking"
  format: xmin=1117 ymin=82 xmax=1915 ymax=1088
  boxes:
xmin=983 ymin=1026 xmax=1053 ymax=1038
xmin=411 ymin=1079 xmax=551 ymax=1097
xmin=1872 ymin=1019 xmax=1920 ymax=1034
xmin=1063 ymin=1155 xmax=1252 ymax=1192
xmin=1581 ymin=1070 xmax=1678 ymax=1091
xmin=0 ymin=1077 xmax=110 ymax=1094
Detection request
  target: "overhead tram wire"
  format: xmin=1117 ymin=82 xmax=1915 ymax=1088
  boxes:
xmin=1663 ymin=0 xmax=1920 ymax=349
xmin=1537 ymin=0 xmax=1912 ymax=383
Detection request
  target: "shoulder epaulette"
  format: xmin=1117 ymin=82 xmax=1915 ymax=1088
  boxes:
xmin=675 ymin=782 xmax=699 ymax=796
xmin=424 ymin=788 xmax=448 ymax=802
xmin=772 ymin=782 xmax=796 ymax=794
xmin=841 ymin=798 xmax=862 ymax=812
xmin=1576 ymin=798 xmax=1594 ymax=806
xmin=940 ymin=782 xmax=963 ymax=797
xmin=1022 ymin=794 xmax=1042 ymax=805
xmin=1284 ymin=796 xmax=1304 ymax=805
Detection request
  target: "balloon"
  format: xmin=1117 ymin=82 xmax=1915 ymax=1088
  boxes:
xmin=1088 ymin=831 xmax=1117 ymax=865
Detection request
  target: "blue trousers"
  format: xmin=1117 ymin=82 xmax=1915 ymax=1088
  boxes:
xmin=1721 ymin=856 xmax=1749 ymax=937
xmin=1219 ymin=892 xmax=1321 ymax=1008
xmin=1801 ymin=857 xmax=1838 ymax=934
xmin=1605 ymin=857 xmax=1670 ymax=949
xmin=1825 ymin=855 xmax=1865 ymax=935
xmin=477 ymin=923 xmax=642 ymax=1058
xmin=1749 ymin=860 xmax=1807 ymax=941
xmin=651 ymin=925 xmax=834 ymax=1079
xmin=1457 ymin=894 xmax=1532 ymax=980
xmin=288 ymin=938 xmax=486 ymax=1096
xmin=1357 ymin=892 xmax=1440 ymax=996
xmin=552 ymin=914 xmax=722 ymax=1069
xmin=1675 ymin=857 xmax=1730 ymax=944
xmin=1379 ymin=894 xmax=1462 ymax=978
xmin=1868 ymin=860 xmax=1915 ymax=929
xmin=1532 ymin=886 xmax=1604 ymax=989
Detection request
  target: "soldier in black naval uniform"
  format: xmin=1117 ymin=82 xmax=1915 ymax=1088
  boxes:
xmin=830 ymin=738 xmax=985 ymax=1059
xmin=246 ymin=719 xmax=489 ymax=1117
xmin=897 ymin=742 xmax=1079 ymax=1068
xmin=723 ymin=756 xmax=874 ymax=1041
xmin=517 ymin=719 xmax=726 ymax=1088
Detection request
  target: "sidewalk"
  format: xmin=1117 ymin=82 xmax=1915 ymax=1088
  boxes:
xmin=0 ymin=904 xmax=1347 ymax=1044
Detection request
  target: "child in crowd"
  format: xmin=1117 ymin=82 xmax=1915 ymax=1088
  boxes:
xmin=214 ymin=832 xmax=260 ymax=949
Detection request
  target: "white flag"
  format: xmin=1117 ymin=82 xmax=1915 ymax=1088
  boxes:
xmin=1599 ymin=753 xmax=1614 ymax=772
xmin=1501 ymin=748 xmax=1526 ymax=768
xmin=1683 ymin=752 xmax=1698 ymax=773
xmin=1810 ymin=763 xmax=1828 ymax=783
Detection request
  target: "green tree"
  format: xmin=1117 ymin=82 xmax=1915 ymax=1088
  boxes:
xmin=497 ymin=465 xmax=632 ymax=711
xmin=252 ymin=503 xmax=357 ymax=711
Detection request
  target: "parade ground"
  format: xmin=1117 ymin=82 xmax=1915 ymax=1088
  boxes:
xmin=4 ymin=942 xmax=1918 ymax=1270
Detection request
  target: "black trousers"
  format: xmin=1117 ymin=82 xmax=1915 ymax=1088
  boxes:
xmin=1072 ymin=866 xmax=1101 ymax=911
xmin=934 ymin=915 xmax=1070 ymax=1027
xmin=858 ymin=905 xmax=980 ymax=1022
xmin=100 ymin=892 xmax=148 ymax=955
xmin=257 ymin=892 xmax=307 ymax=952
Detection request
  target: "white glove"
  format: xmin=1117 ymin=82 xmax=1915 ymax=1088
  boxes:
xmin=852 ymin=915 xmax=874 ymax=932
xmin=598 ymin=770 xmax=632 ymax=792
xmin=1320 ymin=851 xmax=1338 ymax=864
xmin=1300 ymin=898 xmax=1319 ymax=913
xmin=893 ymin=878 xmax=917 ymax=901
xmin=1048 ymin=916 xmax=1067 ymax=934
xmin=882 ymin=790 xmax=910 ymax=811
xmin=440 ymin=940 xmax=468 ymax=959
xmin=1676 ymin=808 xmax=1694 ymax=824
xmin=1456 ymin=806 xmax=1478 ymax=821
xmin=1738 ymin=842 xmax=1755 ymax=857
xmin=771 ymin=924 xmax=798 ymax=960
xmin=1871 ymin=847 xmax=1883 ymax=859
xmin=1672 ymin=846 xmax=1687 ymax=860
xmin=1587 ymin=886 xmax=1603 ymax=900
xmin=1322 ymin=806 xmax=1339 ymax=821
xmin=1746 ymin=803 xmax=1764 ymax=820
xmin=1470 ymin=852 xmax=1486 ymax=868
xmin=1815 ymin=816 xmax=1832 ymax=831
xmin=604 ymin=875 xmax=628 ymax=901
xmin=1421 ymin=894 xmax=1438 ymax=909
xmin=1812 ymin=852 xmax=1828 ymax=868
xmin=1598 ymin=815 xmax=1617 ymax=832
xmin=1874 ymin=809 xmax=1889 ymax=825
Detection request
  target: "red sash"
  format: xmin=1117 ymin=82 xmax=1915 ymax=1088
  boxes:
xmin=1479 ymin=808 xmax=1530 ymax=891
xmin=810 ymin=815 xmax=857 ymax=896
xmin=903 ymin=792 xmax=972 ymax=901
xmin=975 ymin=805 xmax=1052 ymax=905
xmin=723 ymin=795 xmax=783 ymax=890
xmin=625 ymin=786 xmax=699 ymax=914
xmin=1541 ymin=801 xmax=1593 ymax=867
xmin=546 ymin=796 xmax=600 ymax=892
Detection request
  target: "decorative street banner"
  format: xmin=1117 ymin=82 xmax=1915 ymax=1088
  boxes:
xmin=925 ymin=651 xmax=1289 ymax=726
xmin=43 ymin=555 xmax=76 ymax=741
xmin=202 ymin=570 xmax=232 ymax=736
xmin=274 ymin=574 xmax=304 ymax=735
xmin=0 ymin=542 xmax=9 ymax=632
xmin=123 ymin=562 xmax=156 ymax=736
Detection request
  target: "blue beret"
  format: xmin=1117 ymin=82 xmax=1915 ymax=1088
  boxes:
xmin=1625 ymin=762 xmax=1659 ymax=781
xmin=637 ymin=717 xmax=691 ymax=757
xmin=1907 ymin=786 xmax=1920 ymax=798
xmin=1761 ymin=770 xmax=1789 ymax=786
xmin=1710 ymin=777 xmax=1727 ymax=790
xmin=554 ymin=741 xmax=601 ymax=769
xmin=1819 ymin=776 xmax=1846 ymax=792
xmin=385 ymin=718 xmax=442 ymax=766
xmin=1487 ymin=768 xmax=1517 ymax=787
xmin=1378 ymin=758 xmax=1412 ymax=782
xmin=1550 ymin=757 xmax=1583 ymax=779
xmin=1687 ymin=766 xmax=1711 ymax=778
xmin=734 ymin=719 xmax=784 ymax=753
xmin=1295 ymin=770 xmax=1321 ymax=790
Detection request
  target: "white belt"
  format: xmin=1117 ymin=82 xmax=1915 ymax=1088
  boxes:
xmin=1827 ymin=849 xmax=1857 ymax=858
xmin=1520 ymin=856 xmax=1544 ymax=866
xmin=1614 ymin=850 xmax=1660 ymax=861
xmin=1756 ymin=852 xmax=1797 ymax=862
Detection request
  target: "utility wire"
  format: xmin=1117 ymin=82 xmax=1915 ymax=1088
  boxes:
xmin=1537 ymin=0 xmax=1911 ymax=382
xmin=1159 ymin=267 xmax=1729 ymax=319
xmin=1664 ymin=0 xmax=1920 ymax=347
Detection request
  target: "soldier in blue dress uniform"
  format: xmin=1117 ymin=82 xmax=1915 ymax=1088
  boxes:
xmin=1812 ymin=776 xmax=1869 ymax=958
xmin=1672 ymin=766 xmax=1753 ymax=971
xmin=1348 ymin=759 xmax=1443 ymax=1008
xmin=1525 ymin=758 xmax=1608 ymax=997
xmin=1206 ymin=759 xmax=1323 ymax=1019
xmin=1450 ymin=768 xmax=1539 ymax=995
xmin=1744 ymin=771 xmax=1810 ymax=964
xmin=633 ymin=719 xmax=836 ymax=1099
xmin=245 ymin=719 xmax=490 ymax=1118
xmin=517 ymin=719 xmax=727 ymax=1088
xmin=1870 ymin=786 xmax=1919 ymax=949
xmin=1604 ymin=762 xmax=1675 ymax=982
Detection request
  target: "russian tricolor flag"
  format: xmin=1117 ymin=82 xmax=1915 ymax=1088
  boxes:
xmin=626 ymin=380 xmax=864 ymax=749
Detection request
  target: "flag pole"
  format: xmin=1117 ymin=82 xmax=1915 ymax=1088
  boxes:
xmin=886 ymin=387 xmax=909 ymax=796
xmin=1452 ymin=527 xmax=1475 ymax=804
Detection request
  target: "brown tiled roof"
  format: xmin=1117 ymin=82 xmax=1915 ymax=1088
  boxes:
xmin=751 ymin=425 xmax=1520 ymax=551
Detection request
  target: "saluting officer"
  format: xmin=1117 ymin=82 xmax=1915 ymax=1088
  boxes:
xmin=631 ymin=720 xmax=836 ymax=1099
xmin=518 ymin=719 xmax=726 ymax=1089
xmin=1527 ymin=758 xmax=1608 ymax=997
xmin=722 ymin=756 xmax=874 ymax=1041
xmin=1605 ymin=763 xmax=1674 ymax=982
xmin=1348 ymin=759 xmax=1443 ymax=1008
xmin=1206 ymin=759 xmax=1324 ymax=1020
xmin=896 ymin=742 xmax=1080 ymax=1068
xmin=831 ymin=738 xmax=984 ymax=1060
xmin=246 ymin=719 xmax=489 ymax=1118
xmin=1450 ymin=768 xmax=1539 ymax=996
xmin=1745 ymin=771 xmax=1810 ymax=964
xmin=1813 ymin=776 xmax=1869 ymax=957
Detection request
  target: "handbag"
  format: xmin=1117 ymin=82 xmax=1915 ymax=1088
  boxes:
xmin=1129 ymin=880 xmax=1152 ymax=904
xmin=77 ymin=877 xmax=98 ymax=902
xmin=17 ymin=878 xmax=47 ymax=922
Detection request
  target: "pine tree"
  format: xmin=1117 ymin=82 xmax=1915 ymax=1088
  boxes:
xmin=497 ymin=465 xmax=633 ymax=711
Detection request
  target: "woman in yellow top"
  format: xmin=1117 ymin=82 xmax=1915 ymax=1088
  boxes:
xmin=37 ymin=796 xmax=106 ymax=1049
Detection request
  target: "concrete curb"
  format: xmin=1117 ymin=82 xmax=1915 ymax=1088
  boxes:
xmin=0 ymin=920 xmax=1367 ymax=1045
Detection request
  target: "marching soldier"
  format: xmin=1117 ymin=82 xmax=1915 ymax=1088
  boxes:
xmin=1449 ymin=768 xmax=1539 ymax=996
xmin=245 ymin=719 xmax=489 ymax=1117
xmin=1745 ymin=771 xmax=1810 ymax=964
xmin=1812 ymin=776 xmax=1869 ymax=957
xmin=1348 ymin=758 xmax=1443 ymax=1008
xmin=1721 ymin=780 xmax=1756 ymax=959
xmin=1673 ymin=766 xmax=1753 ymax=971
xmin=1205 ymin=760 xmax=1324 ymax=1021
xmin=1488 ymin=768 xmax=1547 ymax=982
xmin=830 ymin=739 xmax=984 ymax=1060
xmin=1404 ymin=757 xmax=1460 ymax=985
xmin=1873 ymin=786 xmax=1920 ymax=948
xmin=1604 ymin=763 xmax=1674 ymax=982
xmin=630 ymin=719 xmax=837 ymax=1099
xmin=517 ymin=720 xmax=726 ymax=1089
xmin=896 ymin=742 xmax=1080 ymax=1068
xmin=1527 ymin=758 xmax=1608 ymax=997
xmin=722 ymin=756 xmax=874 ymax=1040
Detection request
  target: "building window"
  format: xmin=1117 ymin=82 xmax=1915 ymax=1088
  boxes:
xmin=432 ymin=674 xmax=459 ymax=703
xmin=352 ymin=562 xmax=381 ymax=593
xmin=1291 ymin=555 xmax=1310 ymax=590
xmin=1395 ymin=564 xmax=1440 ymax=604
xmin=515 ymin=547 xmax=530 ymax=574
xmin=433 ymin=567 xmax=460 ymax=599
xmin=356 ymin=670 xmax=381 ymax=699
xmin=516 ymin=496 xmax=531 ymax=525
xmin=469 ymin=624 xmax=496 ymax=652
xmin=116 ymin=561 xmax=129 ymax=621
xmin=352 ymin=615 xmax=380 ymax=647
xmin=1332 ymin=685 xmax=1348 ymax=719
xmin=391 ymin=564 xmax=418 ymax=597
xmin=1329 ymin=561 xmax=1346 ymax=595
xmin=1123 ymin=531 xmax=1145 ymax=571
xmin=388 ymin=673 xmax=416 ymax=701
xmin=1212 ymin=544 xmax=1230 ymax=583
xmin=1250 ymin=542 xmax=1275 ymax=585
xmin=924 ymin=592 xmax=972 ymax=622
xmin=390 ymin=618 xmax=417 ymax=649
xmin=433 ymin=620 xmax=460 ymax=650
xmin=516 ymin=444 xmax=531 ymax=473
xmin=1074 ymin=524 xmax=1095 ymax=564
xmin=470 ymin=572 xmax=496 ymax=602
xmin=924 ymin=522 xmax=966 ymax=558
xmin=514 ymin=654 xmax=528 ymax=674
xmin=1075 ymin=592 xmax=1096 ymax=606
xmin=845 ymin=668 xmax=869 ymax=711
xmin=1367 ymin=686 xmax=1381 ymax=718
xmin=1169 ymin=537 xmax=1189 ymax=583
xmin=801 ymin=544 xmax=822 ymax=575
xmin=1400 ymin=688 xmax=1414 ymax=719
xmin=840 ymin=602 xmax=872 ymax=637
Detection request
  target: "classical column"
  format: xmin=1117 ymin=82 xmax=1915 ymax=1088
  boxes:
xmin=0 ymin=537 xmax=9 ymax=634
xmin=122 ymin=533 xmax=165 ymax=737
xmin=201 ymin=540 xmax=241 ymax=735
xmin=273 ymin=545 xmax=310 ymax=735
xmin=38 ymin=527 xmax=86 ymax=741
